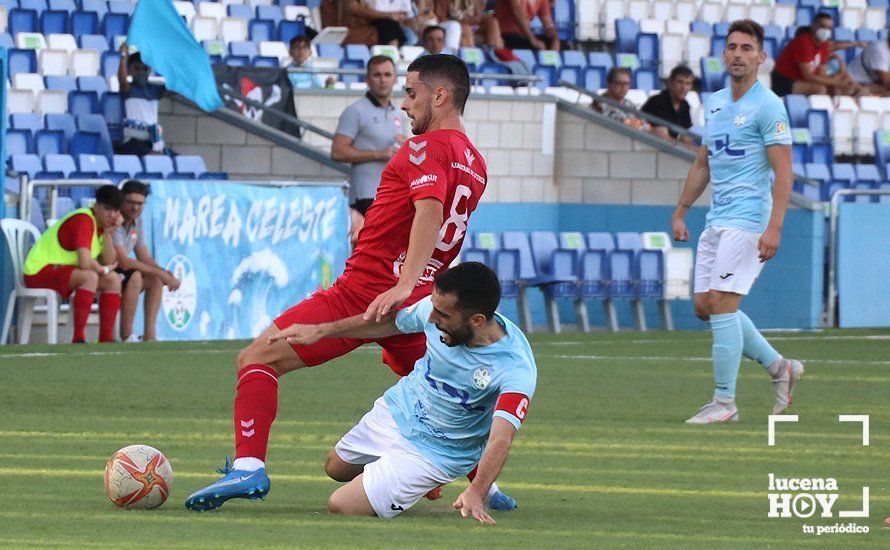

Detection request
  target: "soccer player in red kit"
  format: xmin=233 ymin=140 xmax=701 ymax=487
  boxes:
xmin=186 ymin=55 xmax=504 ymax=512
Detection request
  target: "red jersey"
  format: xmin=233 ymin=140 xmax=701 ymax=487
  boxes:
xmin=774 ymin=33 xmax=828 ymax=81
xmin=339 ymin=128 xmax=487 ymax=300
xmin=495 ymin=0 xmax=550 ymax=36
xmin=58 ymin=213 xmax=102 ymax=251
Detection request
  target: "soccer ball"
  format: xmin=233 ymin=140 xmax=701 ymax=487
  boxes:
xmin=104 ymin=445 xmax=173 ymax=509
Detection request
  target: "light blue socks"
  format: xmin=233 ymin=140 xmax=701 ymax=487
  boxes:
xmin=710 ymin=312 xmax=742 ymax=400
xmin=738 ymin=310 xmax=780 ymax=369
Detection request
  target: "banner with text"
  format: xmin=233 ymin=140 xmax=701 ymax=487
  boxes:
xmin=145 ymin=180 xmax=348 ymax=340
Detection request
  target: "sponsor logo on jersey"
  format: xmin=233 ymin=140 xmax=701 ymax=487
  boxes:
xmin=774 ymin=121 xmax=789 ymax=139
xmin=709 ymin=135 xmax=746 ymax=158
xmin=450 ymin=161 xmax=485 ymax=184
xmin=409 ymin=174 xmax=438 ymax=189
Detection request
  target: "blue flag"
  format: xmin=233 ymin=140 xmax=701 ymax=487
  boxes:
xmin=127 ymin=0 xmax=223 ymax=112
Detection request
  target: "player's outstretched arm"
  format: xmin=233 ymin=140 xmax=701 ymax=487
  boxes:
xmin=672 ymin=144 xmax=711 ymax=242
xmin=364 ymin=198 xmax=443 ymax=322
xmin=267 ymin=312 xmax=402 ymax=346
xmin=452 ymin=418 xmax=517 ymax=526
xmin=759 ymin=144 xmax=793 ymax=262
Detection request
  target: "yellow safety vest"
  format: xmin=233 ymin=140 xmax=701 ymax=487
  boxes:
xmin=23 ymin=207 xmax=103 ymax=276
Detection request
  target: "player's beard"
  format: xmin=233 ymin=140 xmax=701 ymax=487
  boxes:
xmin=411 ymin=104 xmax=433 ymax=135
xmin=437 ymin=325 xmax=473 ymax=347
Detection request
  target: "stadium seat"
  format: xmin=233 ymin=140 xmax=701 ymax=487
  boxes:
xmin=635 ymin=33 xmax=658 ymax=70
xmin=8 ymin=89 xmax=36 ymax=113
xmin=34 ymin=128 xmax=64 ymax=156
xmin=112 ymin=154 xmax=143 ymax=177
xmin=67 ymin=90 xmax=98 ymax=117
xmin=633 ymin=69 xmax=658 ymax=91
xmin=174 ymin=155 xmax=208 ymax=178
xmin=44 ymin=73 xmax=76 ymax=92
xmin=6 ymin=129 xmax=33 ymax=157
xmin=75 ymin=113 xmax=113 ymax=158
xmin=142 ymin=155 xmax=175 ymax=178
xmin=615 ymin=18 xmax=639 ymax=53
xmin=70 ymin=10 xmax=98 ymax=39
xmin=79 ymin=33 xmax=109 ymax=53
xmin=11 ymin=112 xmax=43 ymax=135
xmin=101 ymin=13 xmax=128 ymax=42
xmin=44 ymin=153 xmax=76 ymax=177
xmin=248 ymin=18 xmax=274 ymax=42
xmin=13 ymin=73 xmax=44 ymax=95
xmin=80 ymin=0 xmax=107 ymax=20
xmin=68 ymin=130 xmax=101 ymax=156
xmin=807 ymin=110 xmax=832 ymax=163
xmin=198 ymin=0 xmax=226 ymax=22
xmin=45 ymin=112 xmax=76 ymax=144
xmin=876 ymin=131 xmax=890 ymax=177
xmin=37 ymin=89 xmax=67 ymax=115
xmin=76 ymin=75 xmax=107 ymax=95
xmin=227 ymin=3 xmax=252 ymax=21
xmin=224 ymin=54 xmax=249 ymax=66
xmin=229 ymin=40 xmax=258 ymax=58
xmin=219 ymin=17 xmax=248 ymax=43
xmin=70 ymin=49 xmax=100 ymax=76
xmin=252 ymin=55 xmax=279 ymax=68
xmin=77 ymin=153 xmax=110 ymax=175
xmin=40 ymin=10 xmax=68 ymax=36
xmin=553 ymin=0 xmax=575 ymax=42
xmin=99 ymin=92 xmax=122 ymax=141
xmin=47 ymin=33 xmax=78 ymax=53
xmin=459 ymin=48 xmax=485 ymax=72
xmin=785 ymin=95 xmax=810 ymax=128
xmin=108 ymin=0 xmax=133 ymax=16
xmin=700 ymin=57 xmax=725 ymax=92
xmin=11 ymin=153 xmax=42 ymax=178
xmin=49 ymin=0 xmax=76 ymax=13
xmin=9 ymin=48 xmax=37 ymax=77
xmin=9 ymin=8 xmax=38 ymax=36
xmin=501 ymin=231 xmax=544 ymax=332
xmin=38 ymin=49 xmax=68 ymax=76
xmin=529 ymin=231 xmax=580 ymax=333
xmin=277 ymin=19 xmax=304 ymax=44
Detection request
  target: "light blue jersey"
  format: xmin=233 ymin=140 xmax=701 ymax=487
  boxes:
xmin=703 ymin=81 xmax=792 ymax=232
xmin=385 ymin=297 xmax=538 ymax=478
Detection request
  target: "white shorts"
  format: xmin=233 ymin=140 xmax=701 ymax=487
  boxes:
xmin=334 ymin=397 xmax=456 ymax=519
xmin=693 ymin=226 xmax=764 ymax=295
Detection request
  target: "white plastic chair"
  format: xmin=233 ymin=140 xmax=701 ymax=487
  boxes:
xmin=1 ymin=219 xmax=59 ymax=345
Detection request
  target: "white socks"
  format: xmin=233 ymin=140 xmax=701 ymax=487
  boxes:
xmin=233 ymin=457 xmax=265 ymax=472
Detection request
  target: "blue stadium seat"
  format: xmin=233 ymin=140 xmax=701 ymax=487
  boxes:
xmin=253 ymin=55 xmax=279 ymax=68
xmin=875 ymin=131 xmax=890 ymax=175
xmin=562 ymin=49 xmax=587 ymax=69
xmin=199 ymin=172 xmax=229 ymax=180
xmin=615 ymin=18 xmax=639 ymax=53
xmin=19 ymin=0 xmax=47 ymax=13
xmin=69 ymin=130 xmax=101 ymax=156
xmin=229 ymin=41 xmax=258 ymax=58
xmin=9 ymin=9 xmax=39 ymax=36
xmin=608 ymin=247 xmax=635 ymax=300
xmin=588 ymin=52 xmax=613 ymax=71
xmin=9 ymin=49 xmax=37 ymax=77
xmin=70 ymin=11 xmax=99 ymax=39
xmin=795 ymin=5 xmax=814 ymax=27
xmin=100 ymin=51 xmax=120 ymax=78
xmin=0 ymin=32 xmax=14 ymax=50
xmin=805 ymin=162 xmax=832 ymax=200
xmin=277 ymin=19 xmax=305 ymax=44
xmin=49 ymin=0 xmax=76 ymax=13
xmin=700 ymin=57 xmax=726 ymax=92
xmin=690 ymin=21 xmax=712 ymax=36
xmin=113 ymin=154 xmax=143 ymax=177
xmin=763 ymin=24 xmax=783 ymax=44
xmin=100 ymin=92 xmax=122 ymax=142
xmin=77 ymin=75 xmax=107 ymax=94
xmin=45 ymin=112 xmax=77 ymax=143
xmin=831 ymin=163 xmax=857 ymax=187
xmin=339 ymin=58 xmax=365 ymax=83
xmin=68 ymin=90 xmax=99 ymax=117
xmin=784 ymin=95 xmax=809 ymax=127
xmin=174 ymin=155 xmax=207 ymax=177
xmin=710 ymin=35 xmax=725 ymax=56
xmin=45 ymin=74 xmax=77 ymax=92
xmin=581 ymin=66 xmax=605 ymax=90
xmin=529 ymin=231 xmax=579 ymax=332
xmin=856 ymin=28 xmax=878 ymax=43
xmin=101 ymin=170 xmax=128 ymax=184
xmin=461 ymin=247 xmax=492 ymax=267
xmin=586 ymin=232 xmax=616 ymax=252
xmin=11 ymin=154 xmax=43 ymax=178
xmin=318 ymin=43 xmax=344 ymax=60
xmin=633 ymin=69 xmax=658 ymax=91
xmin=76 ymin=113 xmax=114 ymax=158
xmin=553 ymin=0 xmax=575 ymax=42
xmin=77 ymin=153 xmax=110 ymax=175
xmin=635 ymin=33 xmax=658 ymax=70
xmin=224 ymin=55 xmax=249 ymax=66
xmin=713 ymin=22 xmax=729 ymax=38
xmin=101 ymin=12 xmax=129 ymax=42
xmin=345 ymin=43 xmax=371 ymax=63
xmin=44 ymin=153 xmax=77 ymax=177
xmin=249 ymin=19 xmax=275 ymax=42
xmin=616 ymin=232 xmax=643 ymax=251
xmin=107 ymin=0 xmax=134 ymax=16
xmin=478 ymin=62 xmax=509 ymax=87
xmin=142 ymin=155 xmax=174 ymax=178
xmin=34 ymin=129 xmax=65 ymax=156
xmin=40 ymin=10 xmax=69 ymax=35
xmin=6 ymin=129 xmax=33 ymax=157
xmin=11 ymin=112 xmax=43 ymax=134
xmin=762 ymin=37 xmax=777 ymax=60
xmin=557 ymin=66 xmax=581 ymax=86
xmin=228 ymin=4 xmax=253 ymax=19
xmin=636 ymin=249 xmax=665 ymax=300
xmin=257 ymin=4 xmax=283 ymax=25
xmin=80 ymin=34 xmax=110 ymax=53
xmin=855 ymin=163 xmax=880 ymax=185
xmin=532 ymin=64 xmax=556 ymax=88
xmin=807 ymin=110 xmax=832 ymax=163
xmin=80 ymin=0 xmax=107 ymax=21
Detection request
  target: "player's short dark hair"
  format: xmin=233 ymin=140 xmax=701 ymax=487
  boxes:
xmin=366 ymin=54 xmax=395 ymax=75
xmin=727 ymin=19 xmax=764 ymax=50
xmin=120 ymin=179 xmax=150 ymax=197
xmin=422 ymin=25 xmax=445 ymax=42
xmin=606 ymin=67 xmax=631 ymax=83
xmin=434 ymin=262 xmax=501 ymax=320
xmin=406 ymin=54 xmax=470 ymax=114
xmin=669 ymin=64 xmax=693 ymax=81
xmin=95 ymin=185 xmax=124 ymax=210
xmin=289 ymin=35 xmax=310 ymax=49
xmin=813 ymin=12 xmax=834 ymax=24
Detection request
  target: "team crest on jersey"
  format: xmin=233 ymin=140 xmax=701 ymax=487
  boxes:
xmin=464 ymin=148 xmax=476 ymax=167
xmin=472 ymin=367 xmax=491 ymax=389
xmin=733 ymin=113 xmax=747 ymax=127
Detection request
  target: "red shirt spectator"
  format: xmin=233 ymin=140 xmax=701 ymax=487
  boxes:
xmin=494 ymin=0 xmax=558 ymax=51
xmin=774 ymin=32 xmax=828 ymax=82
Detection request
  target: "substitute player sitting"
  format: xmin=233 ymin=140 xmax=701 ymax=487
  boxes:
xmin=270 ymin=262 xmax=536 ymax=523
xmin=671 ymin=20 xmax=804 ymax=424
xmin=184 ymin=55 xmax=509 ymax=511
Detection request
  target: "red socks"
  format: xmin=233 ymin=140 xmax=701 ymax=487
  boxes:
xmin=234 ymin=364 xmax=279 ymax=461
xmin=98 ymin=291 xmax=120 ymax=343
xmin=71 ymin=287 xmax=94 ymax=343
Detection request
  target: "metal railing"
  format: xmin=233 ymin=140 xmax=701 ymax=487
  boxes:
xmin=286 ymin=65 xmax=543 ymax=86
xmin=19 ymin=177 xmax=113 ymax=224
xmin=825 ymin=188 xmax=890 ymax=327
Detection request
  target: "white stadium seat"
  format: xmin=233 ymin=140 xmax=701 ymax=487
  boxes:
xmin=47 ymin=33 xmax=77 ymax=54
xmin=13 ymin=73 xmax=44 ymax=95
xmin=832 ymin=96 xmax=858 ymax=156
xmin=600 ymin=0 xmax=626 ymax=41
xmin=577 ymin=0 xmax=600 ymax=41
xmin=16 ymin=32 xmax=48 ymax=51
xmin=748 ymin=4 xmax=772 ymax=26
xmin=651 ymin=0 xmax=673 ymax=20
xmin=39 ymin=49 xmax=69 ymax=76
xmin=219 ymin=17 xmax=248 ymax=43
xmin=173 ymin=1 xmax=196 ymax=25
xmin=399 ymin=45 xmax=424 ymax=62
xmin=258 ymin=41 xmax=289 ymax=64
xmin=674 ymin=0 xmax=697 ymax=24
xmin=686 ymin=34 xmax=711 ymax=77
xmin=864 ymin=8 xmax=887 ymax=31
xmin=660 ymin=33 xmax=685 ymax=79
xmin=198 ymin=1 xmax=227 ymax=23
xmin=190 ymin=16 xmax=219 ymax=43
xmin=773 ymin=4 xmax=796 ymax=30
xmin=69 ymin=49 xmax=100 ymax=77
xmin=8 ymin=89 xmax=36 ymax=113
xmin=37 ymin=89 xmax=68 ymax=115
xmin=698 ymin=1 xmax=724 ymax=25
xmin=639 ymin=18 xmax=664 ymax=35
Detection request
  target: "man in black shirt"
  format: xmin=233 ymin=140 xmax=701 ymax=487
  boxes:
xmin=641 ymin=65 xmax=695 ymax=145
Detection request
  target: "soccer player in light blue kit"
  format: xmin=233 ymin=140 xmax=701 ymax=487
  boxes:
xmin=671 ymin=19 xmax=804 ymax=424
xmin=270 ymin=262 xmax=536 ymax=523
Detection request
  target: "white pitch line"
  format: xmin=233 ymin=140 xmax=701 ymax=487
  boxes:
xmin=554 ymin=354 xmax=890 ymax=366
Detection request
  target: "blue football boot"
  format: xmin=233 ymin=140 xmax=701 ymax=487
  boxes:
xmin=185 ymin=458 xmax=270 ymax=512
xmin=487 ymin=489 xmax=517 ymax=511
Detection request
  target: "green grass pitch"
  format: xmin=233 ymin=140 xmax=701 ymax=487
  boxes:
xmin=1 ymin=330 xmax=888 ymax=548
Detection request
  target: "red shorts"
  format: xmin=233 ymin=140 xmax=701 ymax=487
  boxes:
xmin=23 ymin=264 xmax=77 ymax=298
xmin=273 ymin=283 xmax=428 ymax=377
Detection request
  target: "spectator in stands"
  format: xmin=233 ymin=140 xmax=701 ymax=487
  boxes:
xmin=330 ymin=56 xmax=410 ymax=245
xmin=494 ymin=0 xmax=559 ymax=52
xmin=113 ymin=180 xmax=181 ymax=343
xmin=772 ymin=13 xmax=861 ymax=96
xmin=322 ymin=0 xmax=377 ymax=46
xmin=22 ymin=185 xmax=123 ymax=344
xmin=363 ymin=0 xmax=411 ymax=46
xmin=286 ymin=36 xmax=335 ymax=89
xmin=591 ymin=68 xmax=649 ymax=130
xmin=421 ymin=24 xmax=451 ymax=55
xmin=847 ymin=34 xmax=890 ymax=96
xmin=641 ymin=65 xmax=694 ymax=144
xmin=433 ymin=0 xmax=504 ymax=50
xmin=116 ymin=43 xmax=166 ymax=156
